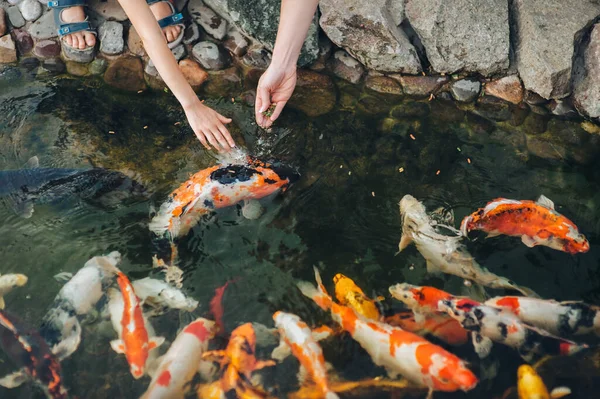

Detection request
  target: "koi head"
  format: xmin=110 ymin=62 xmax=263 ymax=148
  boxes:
xmin=517 ymin=365 xmax=549 ymax=398
xmin=130 ymin=363 xmax=144 ymax=379
xmin=438 ymin=299 xmax=480 ymax=326
xmin=333 ymin=273 xmax=362 ymax=303
xmin=273 ymin=311 xmax=301 ymax=330
xmin=228 ymin=323 xmax=258 ymax=373
xmin=561 ymin=226 xmax=590 ymax=254
xmin=389 ymin=284 xmax=453 ymax=312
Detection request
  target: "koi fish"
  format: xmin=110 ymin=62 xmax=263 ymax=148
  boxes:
xmin=149 ymin=157 xmax=299 ymax=241
xmin=438 ymin=298 xmax=587 ymax=362
xmin=333 ymin=273 xmax=381 ymax=320
xmin=384 ymin=311 xmax=469 ymax=347
xmin=0 ymin=310 xmax=67 ymax=399
xmin=485 ymin=296 xmax=600 ymax=338
xmin=203 ymin=323 xmax=276 ymax=398
xmin=141 ymin=318 xmax=217 ymax=399
xmin=297 ymin=268 xmax=478 ymax=397
xmin=39 ymin=251 xmax=121 ymax=361
xmin=272 ymin=311 xmax=339 ymax=399
xmin=398 ymin=195 xmax=538 ymax=296
xmin=131 ymin=277 xmax=199 ymax=315
xmin=517 ymin=364 xmax=571 ymax=399
xmin=108 ymin=269 xmax=165 ymax=379
xmin=0 ymin=273 xmax=27 ymax=309
xmin=460 ymin=195 xmax=589 ymax=254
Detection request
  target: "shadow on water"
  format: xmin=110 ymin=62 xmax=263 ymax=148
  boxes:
xmin=1 ymin=66 xmax=600 ymax=398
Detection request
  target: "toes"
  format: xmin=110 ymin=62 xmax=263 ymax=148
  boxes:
xmin=71 ymin=34 xmax=79 ymax=49
xmin=65 ymin=34 xmax=73 ymax=47
xmin=77 ymin=34 xmax=86 ymax=50
xmin=84 ymin=32 xmax=96 ymax=48
xmin=165 ymin=28 xmax=174 ymax=43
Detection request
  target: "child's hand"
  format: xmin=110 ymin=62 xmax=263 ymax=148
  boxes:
xmin=184 ymin=100 xmax=235 ymax=152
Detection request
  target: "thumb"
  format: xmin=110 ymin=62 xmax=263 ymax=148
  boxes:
xmin=218 ymin=114 xmax=232 ymax=124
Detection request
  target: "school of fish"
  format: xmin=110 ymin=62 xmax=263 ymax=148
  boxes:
xmin=0 ymin=153 xmax=595 ymax=399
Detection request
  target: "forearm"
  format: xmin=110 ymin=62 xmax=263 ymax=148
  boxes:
xmin=271 ymin=0 xmax=319 ymax=69
xmin=117 ymin=0 xmax=199 ymax=108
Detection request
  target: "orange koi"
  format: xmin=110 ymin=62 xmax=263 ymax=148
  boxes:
xmin=298 ymin=268 xmax=478 ymax=397
xmin=110 ymin=270 xmax=164 ymax=379
xmin=203 ymin=323 xmax=276 ymax=398
xmin=517 ymin=364 xmax=571 ymax=399
xmin=272 ymin=311 xmax=338 ymax=399
xmin=0 ymin=310 xmax=67 ymax=399
xmin=209 ymin=279 xmax=239 ymax=336
xmin=384 ymin=311 xmax=469 ymax=346
xmin=333 ymin=273 xmax=381 ymax=320
xmin=460 ymin=195 xmax=589 ymax=254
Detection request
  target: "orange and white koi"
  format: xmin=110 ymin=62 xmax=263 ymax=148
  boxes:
xmin=438 ymin=298 xmax=587 ymax=362
xmin=203 ymin=323 xmax=276 ymax=398
xmin=149 ymin=157 xmax=299 ymax=241
xmin=0 ymin=310 xmax=67 ymax=399
xmin=485 ymin=296 xmax=600 ymax=338
xmin=108 ymin=269 xmax=165 ymax=379
xmin=272 ymin=311 xmax=338 ymax=399
xmin=460 ymin=195 xmax=589 ymax=254
xmin=141 ymin=318 xmax=216 ymax=399
xmin=298 ymin=268 xmax=478 ymax=397
xmin=333 ymin=273 xmax=381 ymax=320
xmin=0 ymin=273 xmax=27 ymax=309
xmin=384 ymin=311 xmax=469 ymax=346
xmin=398 ymin=195 xmax=537 ymax=296
xmin=517 ymin=364 xmax=571 ymax=399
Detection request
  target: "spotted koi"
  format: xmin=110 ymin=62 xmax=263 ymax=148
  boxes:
xmin=384 ymin=311 xmax=469 ymax=347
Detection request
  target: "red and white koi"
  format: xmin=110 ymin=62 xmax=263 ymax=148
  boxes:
xmin=485 ymin=296 xmax=600 ymax=337
xmin=141 ymin=318 xmax=216 ymax=399
xmin=460 ymin=195 xmax=589 ymax=254
xmin=384 ymin=311 xmax=469 ymax=347
xmin=438 ymin=297 xmax=588 ymax=362
xmin=272 ymin=311 xmax=338 ymax=399
xmin=298 ymin=268 xmax=478 ymax=398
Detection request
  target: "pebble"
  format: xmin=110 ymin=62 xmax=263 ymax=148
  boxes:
xmin=89 ymin=58 xmax=107 ymax=75
xmin=0 ymin=9 xmax=6 ymax=36
xmin=99 ymin=21 xmax=124 ymax=56
xmin=29 ymin=11 xmax=58 ymax=40
xmin=18 ymin=0 xmax=42 ymax=22
xmin=330 ymin=50 xmax=364 ymax=84
xmin=41 ymin=57 xmax=66 ymax=74
xmin=0 ymin=34 xmax=17 ymax=63
xmin=7 ymin=6 xmax=26 ymax=29
xmin=192 ymin=41 xmax=230 ymax=70
xmin=450 ymin=79 xmax=481 ymax=102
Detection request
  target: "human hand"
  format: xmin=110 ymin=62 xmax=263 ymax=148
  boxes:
xmin=183 ymin=100 xmax=235 ymax=152
xmin=255 ymin=64 xmax=297 ymax=128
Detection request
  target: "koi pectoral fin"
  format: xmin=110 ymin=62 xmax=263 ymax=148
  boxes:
xmin=521 ymin=235 xmax=538 ymax=248
xmin=472 ymin=332 xmax=493 ymax=359
xmin=271 ymin=340 xmax=291 ymax=362
xmin=148 ymin=336 xmax=165 ymax=351
xmin=398 ymin=234 xmax=413 ymax=253
xmin=0 ymin=369 xmax=28 ymax=388
xmin=110 ymin=339 xmax=126 ymax=354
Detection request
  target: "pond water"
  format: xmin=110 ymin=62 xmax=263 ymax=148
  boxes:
xmin=1 ymin=65 xmax=600 ymax=399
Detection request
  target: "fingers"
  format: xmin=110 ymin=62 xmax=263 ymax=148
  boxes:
xmin=217 ymin=124 xmax=235 ymax=148
xmin=202 ymin=130 xmax=221 ymax=152
xmin=194 ymin=130 xmax=210 ymax=150
xmin=255 ymin=85 xmax=271 ymax=127
xmin=269 ymin=101 xmax=287 ymax=122
xmin=211 ymin=127 xmax=230 ymax=151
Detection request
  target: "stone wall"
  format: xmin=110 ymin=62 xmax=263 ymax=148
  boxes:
xmin=1 ymin=0 xmax=599 ymax=127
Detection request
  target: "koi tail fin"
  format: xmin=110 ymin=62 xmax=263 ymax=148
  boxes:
xmin=297 ymin=267 xmax=333 ymax=311
xmin=325 ymin=391 xmax=340 ymax=399
xmin=459 ymin=215 xmax=472 ymax=237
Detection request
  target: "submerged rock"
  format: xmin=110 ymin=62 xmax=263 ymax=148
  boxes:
xmin=203 ymin=66 xmax=241 ymax=96
xmin=405 ymin=0 xmax=509 ymax=76
xmin=41 ymin=57 xmax=66 ymax=74
xmin=288 ymin=70 xmax=336 ymax=117
xmin=89 ymin=58 xmax=107 ymax=75
xmin=329 ymin=50 xmax=364 ymax=84
xmin=512 ymin=0 xmax=600 ymax=99
xmin=484 ymin=75 xmax=524 ymax=104
xmin=450 ymin=79 xmax=481 ymax=102
xmin=573 ymin=23 xmax=600 ymax=118
xmin=0 ymin=34 xmax=17 ymax=63
xmin=104 ymin=56 xmax=146 ymax=91
xmin=364 ymin=75 xmax=403 ymax=97
xmin=319 ymin=0 xmax=421 ymax=74
xmin=65 ymin=60 xmax=89 ymax=77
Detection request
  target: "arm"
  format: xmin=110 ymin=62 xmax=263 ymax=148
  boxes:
xmin=117 ymin=0 xmax=235 ymax=151
xmin=255 ymin=0 xmax=320 ymax=128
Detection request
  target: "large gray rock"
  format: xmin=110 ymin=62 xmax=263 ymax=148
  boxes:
xmin=28 ymin=10 xmax=58 ymax=39
xmin=319 ymin=0 xmax=421 ymax=74
xmin=98 ymin=21 xmax=124 ymax=55
xmin=200 ymin=0 xmax=319 ymax=66
xmin=89 ymin=0 xmax=128 ymax=22
xmin=405 ymin=0 xmax=509 ymax=76
xmin=573 ymin=23 xmax=600 ymax=118
xmin=18 ymin=0 xmax=42 ymax=22
xmin=189 ymin=4 xmax=227 ymax=40
xmin=6 ymin=7 xmax=25 ymax=29
xmin=512 ymin=0 xmax=600 ymax=100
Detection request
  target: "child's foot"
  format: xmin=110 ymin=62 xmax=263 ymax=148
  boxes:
xmin=149 ymin=1 xmax=182 ymax=44
xmin=61 ymin=6 xmax=96 ymax=50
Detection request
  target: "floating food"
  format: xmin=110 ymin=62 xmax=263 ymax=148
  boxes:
xmin=517 ymin=364 xmax=571 ymax=399
xmin=298 ymin=268 xmax=478 ymax=397
xmin=460 ymin=195 xmax=589 ymax=254
xmin=272 ymin=311 xmax=339 ymax=399
xmin=333 ymin=273 xmax=381 ymax=320
xmin=0 ymin=273 xmax=27 ymax=309
xmin=398 ymin=195 xmax=538 ymax=296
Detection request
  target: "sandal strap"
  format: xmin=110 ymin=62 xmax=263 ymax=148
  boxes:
xmin=57 ymin=20 xmax=93 ymax=36
xmin=157 ymin=12 xmax=184 ymax=29
xmin=47 ymin=0 xmax=86 ymax=9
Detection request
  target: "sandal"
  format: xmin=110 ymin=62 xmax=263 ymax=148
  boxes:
xmin=47 ymin=0 xmax=96 ymax=62
xmin=147 ymin=0 xmax=185 ymax=49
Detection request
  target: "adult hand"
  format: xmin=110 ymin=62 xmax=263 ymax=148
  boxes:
xmin=255 ymin=65 xmax=297 ymax=128
xmin=184 ymin=99 xmax=235 ymax=152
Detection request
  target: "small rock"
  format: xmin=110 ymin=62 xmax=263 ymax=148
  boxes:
xmin=223 ymin=28 xmax=249 ymax=57
xmin=126 ymin=26 xmax=145 ymax=56
xmin=0 ymin=9 xmax=6 ymax=36
xmin=191 ymin=41 xmax=229 ymax=70
xmin=89 ymin=0 xmax=128 ymax=22
xmin=183 ymin=22 xmax=200 ymax=46
xmin=203 ymin=66 xmax=241 ymax=96
xmin=144 ymin=59 xmax=158 ymax=77
xmin=394 ymin=75 xmax=449 ymax=98
xmin=288 ymin=70 xmax=336 ymax=117
xmin=104 ymin=56 xmax=146 ymax=91
xmin=7 ymin=7 xmax=25 ymax=29
xmin=241 ymin=90 xmax=256 ymax=106
xmin=308 ymin=35 xmax=333 ymax=72
xmin=171 ymin=44 xmax=186 ymax=61
xmin=473 ymin=96 xmax=512 ymax=121
xmin=451 ymin=79 xmax=481 ymax=102
xmin=41 ymin=57 xmax=66 ymax=74
xmin=65 ymin=60 xmax=89 ymax=77
xmin=581 ymin=121 xmax=600 ymax=135
xmin=364 ymin=75 xmax=403 ymax=96
xmin=484 ymin=75 xmax=524 ymax=104
xmin=33 ymin=39 xmax=60 ymax=58
xmin=89 ymin=58 xmax=107 ymax=75
xmin=178 ymin=58 xmax=208 ymax=90
xmin=529 ymin=104 xmax=549 ymax=116
xmin=0 ymin=34 xmax=17 ymax=63
xmin=524 ymin=90 xmax=547 ymax=105
xmin=29 ymin=11 xmax=58 ymax=40
xmin=11 ymin=29 xmax=33 ymax=54
xmin=192 ymin=5 xmax=226 ymax=40
xmin=547 ymin=99 xmax=577 ymax=117
xmin=527 ymin=136 xmax=566 ymax=161
xmin=329 ymin=50 xmax=364 ymax=84
xmin=18 ymin=0 xmax=42 ymax=22
xmin=99 ymin=21 xmax=124 ymax=55
xmin=239 ymin=44 xmax=271 ymax=84
xmin=19 ymin=56 xmax=39 ymax=71
xmin=390 ymin=102 xmax=429 ymax=118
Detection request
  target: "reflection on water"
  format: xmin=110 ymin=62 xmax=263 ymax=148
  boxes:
xmin=1 ymin=66 xmax=600 ymax=398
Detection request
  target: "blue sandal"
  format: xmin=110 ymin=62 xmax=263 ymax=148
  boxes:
xmin=147 ymin=0 xmax=185 ymax=49
xmin=47 ymin=0 xmax=96 ymax=61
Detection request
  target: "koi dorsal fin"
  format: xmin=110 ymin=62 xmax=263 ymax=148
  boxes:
xmin=536 ymin=195 xmax=555 ymax=210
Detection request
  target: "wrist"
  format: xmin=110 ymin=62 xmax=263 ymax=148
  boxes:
xmin=180 ymin=95 xmax=202 ymax=111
